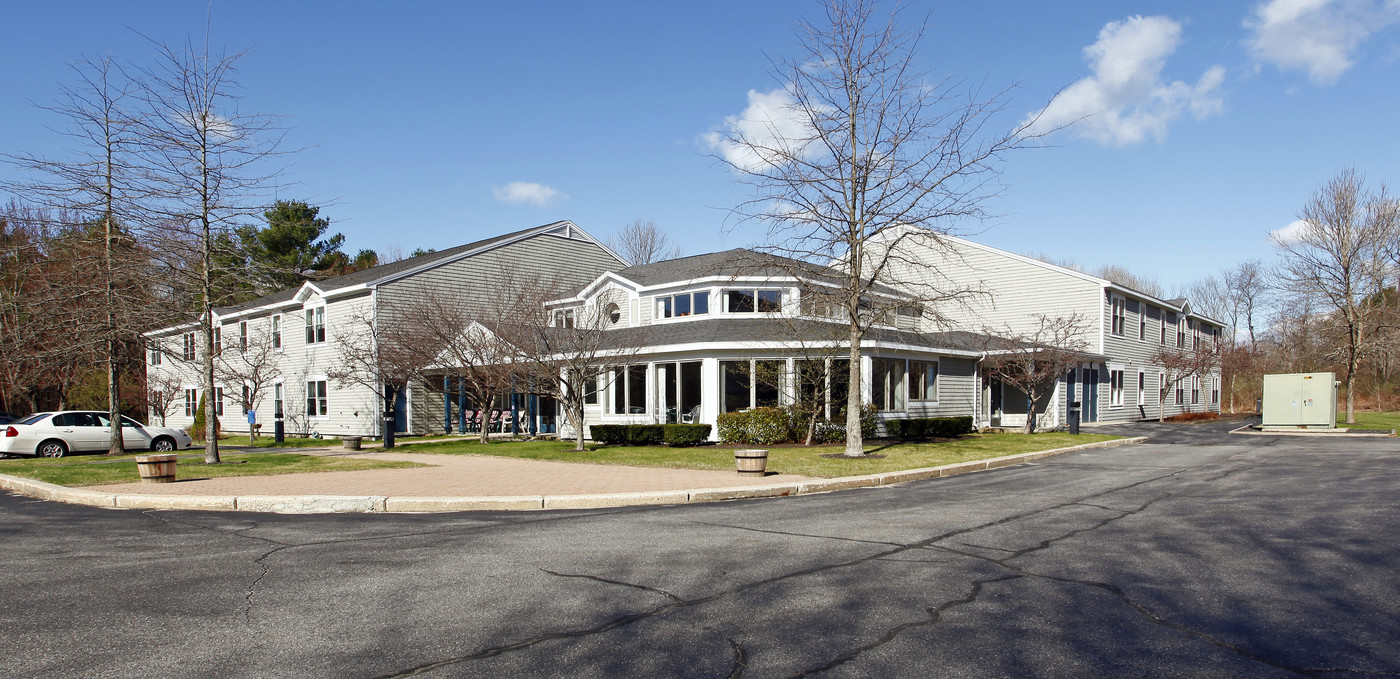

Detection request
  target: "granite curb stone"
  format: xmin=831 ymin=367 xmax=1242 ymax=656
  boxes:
xmin=0 ymin=436 xmax=1147 ymax=513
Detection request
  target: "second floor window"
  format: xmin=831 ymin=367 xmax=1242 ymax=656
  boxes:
xmin=1177 ymin=318 xmax=1186 ymax=348
xmin=182 ymin=332 xmax=197 ymax=361
xmin=213 ymin=326 xmax=222 ymax=356
xmin=149 ymin=345 xmax=162 ymax=365
xmin=1159 ymin=314 xmax=1168 ymax=345
xmin=1111 ymin=297 xmax=1125 ymax=336
xmin=1139 ymin=306 xmax=1148 ymax=341
xmin=271 ymin=315 xmax=282 ymax=349
xmin=305 ymin=307 xmax=326 ymax=344
xmin=656 ymin=291 xmax=710 ymax=319
xmin=554 ymin=309 xmax=575 ymax=328
xmin=239 ymin=321 xmax=249 ymax=353
xmin=727 ymin=289 xmax=782 ymax=313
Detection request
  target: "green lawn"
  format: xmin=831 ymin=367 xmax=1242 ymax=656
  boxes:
xmin=404 ymin=432 xmax=1121 ymax=478
xmin=0 ymin=451 xmax=425 ymax=487
xmin=218 ymin=435 xmax=342 ymax=448
xmin=1338 ymin=411 xmax=1400 ymax=431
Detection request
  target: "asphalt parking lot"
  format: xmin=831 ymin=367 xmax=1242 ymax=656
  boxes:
xmin=2 ymin=417 xmax=1396 ymax=678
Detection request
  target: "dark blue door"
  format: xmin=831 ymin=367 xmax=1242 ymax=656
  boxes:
xmin=394 ymin=386 xmax=409 ymax=433
xmin=1085 ymin=369 xmax=1099 ymax=422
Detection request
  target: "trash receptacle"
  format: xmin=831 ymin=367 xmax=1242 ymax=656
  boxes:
xmin=1068 ymin=401 xmax=1081 ymax=435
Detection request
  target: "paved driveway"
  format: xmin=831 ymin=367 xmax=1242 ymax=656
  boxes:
xmin=2 ymin=419 xmax=1396 ymax=678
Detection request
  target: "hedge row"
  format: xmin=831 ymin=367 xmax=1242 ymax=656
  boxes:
xmin=883 ymin=416 xmax=974 ymax=440
xmin=588 ymin=423 xmax=713 ymax=447
xmin=716 ymin=405 xmax=878 ymax=445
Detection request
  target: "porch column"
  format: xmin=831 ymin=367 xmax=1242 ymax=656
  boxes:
xmin=701 ymin=357 xmax=720 ymax=436
xmin=443 ymin=376 xmax=452 ymax=434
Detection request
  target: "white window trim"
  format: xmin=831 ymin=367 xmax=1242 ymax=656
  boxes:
xmin=1110 ymin=295 xmax=1126 ymax=337
xmin=652 ymin=290 xmax=713 ymax=322
xmin=305 ymin=375 xmax=330 ymax=420
xmin=271 ymin=314 xmax=284 ymax=352
xmin=1137 ymin=370 xmax=1146 ymax=406
xmin=1109 ymin=367 xmax=1125 ymax=408
xmin=304 ymin=304 xmax=328 ymax=345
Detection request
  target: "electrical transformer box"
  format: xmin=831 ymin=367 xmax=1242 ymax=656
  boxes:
xmin=1261 ymin=372 xmax=1338 ymax=428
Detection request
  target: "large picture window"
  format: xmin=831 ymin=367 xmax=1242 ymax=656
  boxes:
xmin=720 ymin=360 xmax=783 ymax=412
xmin=872 ymin=358 xmax=906 ymax=412
xmin=610 ymin=366 xmax=648 ymax=415
xmin=910 ymin=360 xmax=938 ymax=401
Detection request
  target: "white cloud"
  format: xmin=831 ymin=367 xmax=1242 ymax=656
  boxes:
xmin=702 ymin=87 xmax=817 ymax=173
xmin=1025 ymin=16 xmax=1227 ymax=146
xmin=1270 ymin=219 xmax=1311 ymax=243
xmin=1244 ymin=0 xmax=1400 ymax=85
xmin=492 ymin=182 xmax=563 ymax=207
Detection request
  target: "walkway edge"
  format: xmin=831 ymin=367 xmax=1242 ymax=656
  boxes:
xmin=0 ymin=436 xmax=1147 ymax=514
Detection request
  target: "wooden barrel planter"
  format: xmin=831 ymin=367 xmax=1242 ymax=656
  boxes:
xmin=734 ymin=449 xmax=769 ymax=477
xmin=343 ymin=436 xmax=363 ymax=451
xmin=134 ymin=454 xmax=178 ymax=484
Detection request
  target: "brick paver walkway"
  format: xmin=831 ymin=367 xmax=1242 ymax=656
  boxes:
xmin=92 ymin=452 xmax=817 ymax=497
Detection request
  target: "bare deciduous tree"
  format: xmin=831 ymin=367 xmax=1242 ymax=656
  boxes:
xmin=138 ymin=38 xmax=290 ymax=462
xmin=2 ymin=57 xmax=156 ymax=453
xmin=710 ymin=0 xmax=1044 ymax=455
xmin=981 ymin=313 xmax=1092 ymax=434
xmin=328 ymin=306 xmax=426 ymax=448
xmin=145 ymin=368 xmax=186 ymax=427
xmin=1151 ymin=337 xmax=1221 ymax=422
xmin=609 ymin=219 xmax=681 ymax=266
xmin=1272 ymin=169 xmax=1391 ymax=423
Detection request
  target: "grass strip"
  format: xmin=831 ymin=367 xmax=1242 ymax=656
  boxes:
xmin=403 ymin=432 xmax=1122 ymax=478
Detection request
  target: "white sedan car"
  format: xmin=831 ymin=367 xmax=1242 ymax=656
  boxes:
xmin=0 ymin=411 xmax=193 ymax=458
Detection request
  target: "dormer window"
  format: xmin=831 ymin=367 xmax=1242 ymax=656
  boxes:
xmin=656 ymin=291 xmax=710 ymax=319
xmin=554 ymin=309 xmax=576 ymax=328
xmin=726 ymin=289 xmax=782 ymax=313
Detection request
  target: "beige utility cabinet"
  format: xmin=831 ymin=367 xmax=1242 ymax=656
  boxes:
xmin=1261 ymin=372 xmax=1338 ymax=428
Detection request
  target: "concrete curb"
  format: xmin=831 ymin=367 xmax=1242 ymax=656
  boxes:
xmin=0 ymin=436 xmax=1147 ymax=514
xmin=1230 ymin=424 xmax=1396 ymax=437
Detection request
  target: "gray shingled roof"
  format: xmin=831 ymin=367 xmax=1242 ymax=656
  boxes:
xmin=590 ymin=317 xmax=998 ymax=354
xmin=215 ymin=222 xmax=568 ymax=315
xmin=571 ymin=248 xmax=904 ymax=298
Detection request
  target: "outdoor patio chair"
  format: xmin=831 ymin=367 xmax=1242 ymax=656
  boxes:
xmin=680 ymin=405 xmax=701 ymax=424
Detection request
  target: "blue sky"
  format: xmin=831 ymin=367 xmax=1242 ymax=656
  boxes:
xmin=2 ymin=0 xmax=1397 ymax=293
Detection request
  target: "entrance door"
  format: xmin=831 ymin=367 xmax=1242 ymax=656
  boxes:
xmin=393 ymin=386 xmax=409 ymax=433
xmin=1084 ymin=368 xmax=1099 ymax=422
xmin=989 ymin=377 xmax=1003 ymax=427
xmin=1065 ymin=369 xmax=1077 ymax=421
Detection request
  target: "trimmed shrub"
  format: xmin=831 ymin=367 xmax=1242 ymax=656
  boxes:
xmin=588 ymin=424 xmax=628 ymax=445
xmin=664 ymin=424 xmax=712 ymax=447
xmin=720 ymin=404 xmax=880 ymax=445
xmin=626 ymin=424 xmax=666 ymax=446
xmin=885 ymin=416 xmax=974 ymax=440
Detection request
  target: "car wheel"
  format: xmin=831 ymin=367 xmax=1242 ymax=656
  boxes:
xmin=151 ymin=437 xmax=175 ymax=452
xmin=37 ymin=440 xmax=67 ymax=458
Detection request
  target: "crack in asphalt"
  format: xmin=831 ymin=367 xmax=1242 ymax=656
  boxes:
xmin=921 ymin=487 xmax=1350 ymax=678
xmin=690 ymin=521 xmax=907 ymax=548
xmin=372 ymin=467 xmax=1198 ymax=678
xmin=727 ymin=637 xmax=748 ymax=679
xmin=792 ymin=575 xmax=1023 ymax=678
xmin=539 ymin=568 xmax=685 ymax=604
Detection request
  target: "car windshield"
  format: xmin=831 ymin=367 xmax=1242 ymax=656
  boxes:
xmin=121 ymin=416 xmax=144 ymax=428
xmin=17 ymin=413 xmax=51 ymax=425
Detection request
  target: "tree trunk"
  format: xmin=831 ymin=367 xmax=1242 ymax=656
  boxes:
xmin=573 ymin=401 xmax=586 ymax=452
xmin=844 ymin=324 xmax=863 ymax=457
